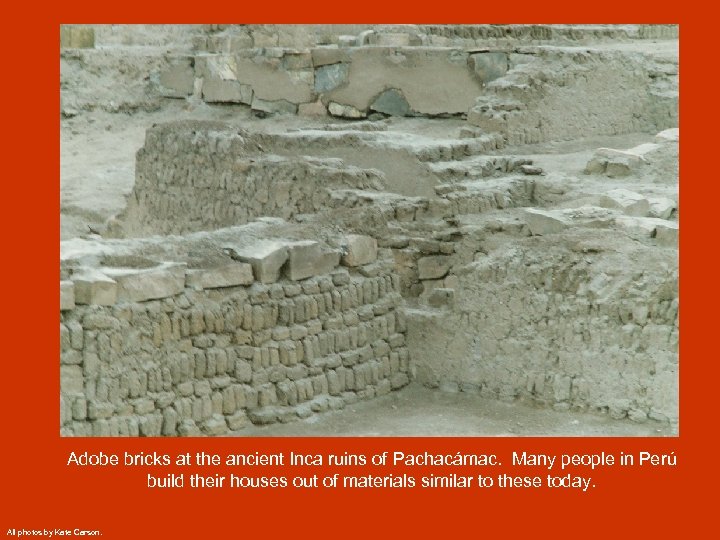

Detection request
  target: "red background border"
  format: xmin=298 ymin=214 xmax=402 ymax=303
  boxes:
xmin=3 ymin=4 xmax=713 ymax=537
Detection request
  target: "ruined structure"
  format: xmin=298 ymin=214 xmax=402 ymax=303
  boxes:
xmin=60 ymin=24 xmax=678 ymax=436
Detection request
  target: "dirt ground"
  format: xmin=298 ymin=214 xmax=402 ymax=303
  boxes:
xmin=238 ymin=383 xmax=673 ymax=437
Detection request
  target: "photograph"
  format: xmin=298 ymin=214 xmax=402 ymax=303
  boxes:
xmin=59 ymin=23 xmax=679 ymax=437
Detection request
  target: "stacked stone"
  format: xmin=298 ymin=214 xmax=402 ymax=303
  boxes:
xmin=125 ymin=123 xmax=386 ymax=236
xmin=60 ymin=238 xmax=410 ymax=437
xmin=407 ymin=240 xmax=678 ymax=425
xmin=467 ymin=49 xmax=677 ymax=145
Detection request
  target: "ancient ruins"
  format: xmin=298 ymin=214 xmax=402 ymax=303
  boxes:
xmin=60 ymin=24 xmax=678 ymax=436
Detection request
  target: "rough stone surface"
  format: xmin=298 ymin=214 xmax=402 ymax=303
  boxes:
xmin=227 ymin=242 xmax=289 ymax=284
xmin=599 ymin=189 xmax=650 ymax=217
xmin=103 ymin=263 xmax=186 ymax=302
xmin=370 ymin=88 xmax=411 ymax=117
xmin=72 ymin=270 xmax=118 ymax=306
xmin=186 ymin=263 xmax=254 ymax=290
xmin=60 ymin=281 xmax=75 ymax=311
xmin=522 ymin=208 xmax=569 ymax=235
xmin=418 ymin=256 xmax=451 ymax=280
xmin=341 ymin=235 xmax=378 ymax=267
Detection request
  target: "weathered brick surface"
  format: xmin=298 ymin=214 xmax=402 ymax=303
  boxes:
xmin=60 ymin=268 xmax=407 ymax=436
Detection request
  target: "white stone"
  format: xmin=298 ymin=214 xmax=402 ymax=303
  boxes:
xmin=585 ymin=148 xmax=645 ymax=177
xmin=417 ymin=256 xmax=451 ymax=280
xmin=186 ymin=263 xmax=254 ymax=290
xmin=72 ymin=269 xmax=118 ymax=306
xmin=615 ymin=216 xmax=671 ymax=238
xmin=226 ymin=241 xmax=289 ymax=284
xmin=599 ymin=189 xmax=650 ymax=217
xmin=655 ymin=128 xmax=679 ymax=143
xmin=341 ymin=235 xmax=378 ymax=267
xmin=522 ymin=208 xmax=569 ymax=235
xmin=328 ymin=101 xmax=366 ymax=119
xmin=103 ymin=263 xmax=186 ymax=303
xmin=648 ymin=197 xmax=677 ymax=219
xmin=286 ymin=241 xmax=340 ymax=281
xmin=655 ymin=222 xmax=679 ymax=247
xmin=60 ymin=281 xmax=75 ymax=311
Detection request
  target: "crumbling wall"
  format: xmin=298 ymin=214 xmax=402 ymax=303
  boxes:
xmin=406 ymin=235 xmax=678 ymax=424
xmin=114 ymin=122 xmax=385 ymax=236
xmin=60 ymin=240 xmax=410 ymax=436
xmin=468 ymin=49 xmax=678 ymax=144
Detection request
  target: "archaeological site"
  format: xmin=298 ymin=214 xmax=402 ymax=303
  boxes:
xmin=60 ymin=24 xmax=679 ymax=437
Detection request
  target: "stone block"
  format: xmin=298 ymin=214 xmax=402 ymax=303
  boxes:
xmin=522 ymin=208 xmax=569 ymax=235
xmin=371 ymin=33 xmax=411 ymax=46
xmin=311 ymin=47 xmax=351 ymax=67
xmin=370 ymin=88 xmax=411 ymax=116
xmin=315 ymin=63 xmax=350 ymax=93
xmin=72 ymin=269 xmax=118 ymax=306
xmin=428 ymin=288 xmax=455 ymax=308
xmin=103 ymin=263 xmax=186 ymax=303
xmin=186 ymin=262 xmax=253 ymax=290
xmin=328 ymin=102 xmax=366 ymax=119
xmin=201 ymin=414 xmax=228 ymax=435
xmin=298 ymin=99 xmax=328 ymax=117
xmin=203 ymin=79 xmax=254 ymax=104
xmin=227 ymin=411 xmax=249 ymax=431
xmin=251 ymin=96 xmax=298 ymax=115
xmin=226 ymin=241 xmax=289 ymax=284
xmin=60 ymin=365 xmax=84 ymax=395
xmin=655 ymin=222 xmax=679 ymax=247
xmin=648 ymin=197 xmax=677 ymax=220
xmin=417 ymin=256 xmax=451 ymax=280
xmin=286 ymin=241 xmax=340 ymax=281
xmin=60 ymin=281 xmax=74 ymax=311
xmin=585 ymin=148 xmax=645 ymax=177
xmin=655 ymin=128 xmax=679 ymax=143
xmin=159 ymin=57 xmax=195 ymax=98
xmin=341 ymin=235 xmax=377 ymax=267
xmin=599 ymin=189 xmax=650 ymax=217
xmin=615 ymin=216 xmax=669 ymax=238
xmin=470 ymin=52 xmax=508 ymax=84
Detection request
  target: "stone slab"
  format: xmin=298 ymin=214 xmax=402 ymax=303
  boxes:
xmin=159 ymin=57 xmax=195 ymax=98
xmin=599 ymin=188 xmax=650 ymax=217
xmin=341 ymin=235 xmax=378 ymax=267
xmin=286 ymin=241 xmax=341 ymax=281
xmin=103 ymin=263 xmax=186 ymax=303
xmin=60 ymin=281 xmax=75 ymax=311
xmin=522 ymin=208 xmax=569 ymax=235
xmin=186 ymin=262 xmax=254 ymax=290
xmin=72 ymin=269 xmax=118 ymax=306
xmin=226 ymin=241 xmax=289 ymax=284
xmin=418 ymin=256 xmax=451 ymax=280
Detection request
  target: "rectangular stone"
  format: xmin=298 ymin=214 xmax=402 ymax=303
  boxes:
xmin=60 ymin=365 xmax=84 ymax=395
xmin=60 ymin=280 xmax=75 ymax=311
xmin=417 ymin=256 xmax=451 ymax=280
xmin=103 ymin=263 xmax=186 ymax=303
xmin=599 ymin=189 xmax=650 ymax=217
xmin=72 ymin=269 xmax=118 ymax=306
xmin=311 ymin=47 xmax=351 ymax=67
xmin=203 ymin=79 xmax=254 ymax=104
xmin=186 ymin=262 xmax=253 ymax=290
xmin=159 ymin=57 xmax=195 ymax=98
xmin=341 ymin=234 xmax=378 ymax=267
xmin=522 ymin=208 xmax=569 ymax=236
xmin=286 ymin=241 xmax=341 ymax=281
xmin=226 ymin=241 xmax=288 ymax=284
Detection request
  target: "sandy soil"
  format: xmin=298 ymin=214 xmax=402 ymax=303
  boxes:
xmin=237 ymin=384 xmax=673 ymax=437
